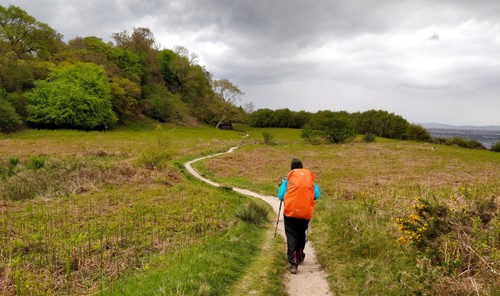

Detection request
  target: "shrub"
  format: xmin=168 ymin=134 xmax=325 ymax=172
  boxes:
xmin=444 ymin=137 xmax=486 ymax=150
xmin=236 ymin=201 xmax=269 ymax=227
xmin=362 ymin=134 xmax=376 ymax=143
xmin=491 ymin=141 xmax=500 ymax=152
xmin=262 ymin=131 xmax=275 ymax=145
xmin=26 ymin=156 xmax=45 ymax=169
xmin=0 ymin=157 xmax=19 ymax=179
xmin=27 ymin=62 xmax=117 ymax=130
xmin=396 ymin=188 xmax=499 ymax=293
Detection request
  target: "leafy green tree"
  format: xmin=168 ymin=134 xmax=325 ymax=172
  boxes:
xmin=303 ymin=110 xmax=356 ymax=143
xmin=386 ymin=114 xmax=409 ymax=139
xmin=354 ymin=109 xmax=410 ymax=139
xmin=112 ymin=27 xmax=161 ymax=84
xmin=0 ymin=88 xmax=22 ymax=133
xmin=406 ymin=124 xmax=432 ymax=142
xmin=69 ymin=36 xmax=142 ymax=83
xmin=158 ymin=49 xmax=182 ymax=93
xmin=27 ymin=62 xmax=117 ymax=129
xmin=250 ymin=108 xmax=274 ymax=127
xmin=142 ymin=83 xmax=188 ymax=123
xmin=0 ymin=5 xmax=62 ymax=59
xmin=212 ymin=78 xmax=243 ymax=104
xmin=109 ymin=77 xmax=141 ymax=121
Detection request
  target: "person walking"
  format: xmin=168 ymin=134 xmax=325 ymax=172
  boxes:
xmin=278 ymin=158 xmax=320 ymax=274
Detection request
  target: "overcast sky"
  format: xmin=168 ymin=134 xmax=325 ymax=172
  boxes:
xmin=5 ymin=0 xmax=500 ymax=125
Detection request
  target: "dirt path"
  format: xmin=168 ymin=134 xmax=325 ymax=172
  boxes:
xmin=185 ymin=147 xmax=332 ymax=296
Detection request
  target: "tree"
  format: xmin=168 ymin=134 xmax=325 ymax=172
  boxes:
xmin=212 ymin=78 xmax=243 ymax=104
xmin=250 ymin=108 xmax=274 ymax=127
xmin=303 ymin=110 xmax=356 ymax=144
xmin=406 ymin=124 xmax=432 ymax=142
xmin=27 ymin=62 xmax=117 ymax=130
xmin=109 ymin=77 xmax=141 ymax=121
xmin=0 ymin=5 xmax=62 ymax=59
xmin=0 ymin=88 xmax=22 ymax=133
xmin=112 ymin=27 xmax=161 ymax=84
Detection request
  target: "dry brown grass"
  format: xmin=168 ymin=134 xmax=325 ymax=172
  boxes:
xmin=198 ymin=139 xmax=500 ymax=294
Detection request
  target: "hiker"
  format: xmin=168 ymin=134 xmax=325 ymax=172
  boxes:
xmin=277 ymin=158 xmax=320 ymax=274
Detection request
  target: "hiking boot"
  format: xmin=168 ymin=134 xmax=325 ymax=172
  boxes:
xmin=287 ymin=263 xmax=298 ymax=274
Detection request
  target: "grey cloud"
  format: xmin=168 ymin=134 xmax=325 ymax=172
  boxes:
xmin=2 ymin=0 xmax=499 ymax=125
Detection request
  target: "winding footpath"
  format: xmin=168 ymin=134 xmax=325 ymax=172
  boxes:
xmin=184 ymin=147 xmax=332 ymax=296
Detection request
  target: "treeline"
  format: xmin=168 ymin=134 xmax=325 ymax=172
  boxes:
xmin=250 ymin=108 xmax=432 ymax=142
xmin=0 ymin=5 xmax=245 ymax=132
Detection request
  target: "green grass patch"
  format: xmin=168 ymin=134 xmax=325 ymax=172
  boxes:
xmin=102 ymin=221 xmax=266 ymax=296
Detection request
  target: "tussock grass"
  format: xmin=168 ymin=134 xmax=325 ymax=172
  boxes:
xmin=236 ymin=201 xmax=270 ymax=227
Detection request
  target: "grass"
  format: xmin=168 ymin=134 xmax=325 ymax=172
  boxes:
xmin=196 ymin=133 xmax=500 ymax=295
xmin=0 ymin=124 xmax=283 ymax=295
xmin=2 ymin=123 xmax=498 ymax=295
xmin=102 ymin=221 xmax=265 ymax=296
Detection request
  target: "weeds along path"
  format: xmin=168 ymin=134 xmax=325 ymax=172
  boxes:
xmin=185 ymin=147 xmax=332 ymax=296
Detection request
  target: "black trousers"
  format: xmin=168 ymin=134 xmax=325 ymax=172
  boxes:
xmin=284 ymin=215 xmax=310 ymax=265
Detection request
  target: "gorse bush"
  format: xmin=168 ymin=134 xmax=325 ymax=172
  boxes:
xmin=396 ymin=187 xmax=499 ymax=294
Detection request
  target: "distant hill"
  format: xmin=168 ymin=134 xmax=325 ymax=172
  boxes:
xmin=419 ymin=123 xmax=500 ymax=131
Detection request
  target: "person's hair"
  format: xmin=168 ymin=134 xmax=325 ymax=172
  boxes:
xmin=291 ymin=158 xmax=303 ymax=170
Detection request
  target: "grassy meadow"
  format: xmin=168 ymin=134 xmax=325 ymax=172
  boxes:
xmin=195 ymin=127 xmax=500 ymax=295
xmin=1 ymin=123 xmax=499 ymax=295
xmin=0 ymin=124 xmax=284 ymax=295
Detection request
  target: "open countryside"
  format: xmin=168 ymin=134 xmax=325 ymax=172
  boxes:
xmin=1 ymin=3 xmax=500 ymax=296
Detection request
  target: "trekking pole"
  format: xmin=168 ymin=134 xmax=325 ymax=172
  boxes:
xmin=274 ymin=200 xmax=283 ymax=237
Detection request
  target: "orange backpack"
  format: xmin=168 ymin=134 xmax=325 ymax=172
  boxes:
xmin=283 ymin=169 xmax=315 ymax=219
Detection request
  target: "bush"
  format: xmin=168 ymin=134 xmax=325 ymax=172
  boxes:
xmin=262 ymin=131 xmax=275 ymax=145
xmin=362 ymin=134 xmax=376 ymax=143
xmin=396 ymin=189 xmax=499 ymax=294
xmin=236 ymin=201 xmax=269 ymax=227
xmin=491 ymin=141 xmax=500 ymax=152
xmin=27 ymin=62 xmax=117 ymax=130
xmin=444 ymin=137 xmax=486 ymax=150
